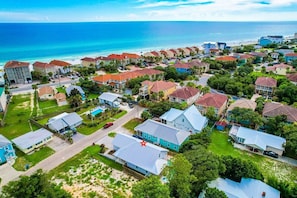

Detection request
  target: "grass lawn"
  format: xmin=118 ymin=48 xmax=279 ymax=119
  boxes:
xmin=49 ymin=145 xmax=122 ymax=177
xmin=123 ymin=118 xmax=143 ymax=132
xmin=108 ymin=132 xmax=117 ymax=138
xmin=87 ymin=93 xmax=100 ymax=100
xmin=38 ymin=100 xmax=71 ymax=115
xmin=56 ymin=87 xmax=66 ymax=93
xmin=0 ymin=94 xmax=33 ymax=139
xmin=209 ymin=130 xmax=297 ymax=183
xmin=13 ymin=147 xmax=55 ymax=171
xmin=112 ymin=110 xmax=127 ymax=119
xmin=78 ymin=118 xmax=113 ymax=135
xmin=78 ymin=110 xmax=128 ymax=135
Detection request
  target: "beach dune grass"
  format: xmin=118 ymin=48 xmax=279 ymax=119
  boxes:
xmin=13 ymin=146 xmax=55 ymax=171
xmin=0 ymin=94 xmax=33 ymax=139
xmin=123 ymin=118 xmax=143 ymax=132
xmin=209 ymin=130 xmax=297 ymax=183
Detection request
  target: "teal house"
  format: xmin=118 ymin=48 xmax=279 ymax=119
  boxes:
xmin=0 ymin=135 xmax=16 ymax=164
xmin=134 ymin=119 xmax=190 ymax=152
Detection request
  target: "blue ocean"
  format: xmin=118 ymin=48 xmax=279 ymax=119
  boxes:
xmin=1 ymin=21 xmax=297 ymax=66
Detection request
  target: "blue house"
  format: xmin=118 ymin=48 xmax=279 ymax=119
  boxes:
xmin=200 ymin=177 xmax=280 ymax=198
xmin=134 ymin=119 xmax=191 ymax=152
xmin=0 ymin=135 xmax=16 ymax=164
xmin=160 ymin=105 xmax=208 ymax=133
xmin=113 ymin=133 xmax=168 ymax=176
xmin=285 ymin=53 xmax=297 ymax=63
xmin=259 ymin=35 xmax=284 ymax=47
xmin=98 ymin=92 xmax=121 ymax=108
xmin=173 ymin=62 xmax=192 ymax=74
xmin=66 ymin=85 xmax=86 ymax=100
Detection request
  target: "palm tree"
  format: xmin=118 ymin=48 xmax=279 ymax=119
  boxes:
xmin=158 ymin=91 xmax=164 ymax=100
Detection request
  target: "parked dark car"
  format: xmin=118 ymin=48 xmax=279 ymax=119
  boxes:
xmin=263 ymin=151 xmax=279 ymax=158
xmin=103 ymin=122 xmax=113 ymax=129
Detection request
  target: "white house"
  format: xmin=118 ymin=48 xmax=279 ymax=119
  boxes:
xmin=0 ymin=87 xmax=7 ymax=112
xmin=229 ymin=125 xmax=286 ymax=156
xmin=113 ymin=133 xmax=168 ymax=176
xmin=47 ymin=112 xmax=83 ymax=134
xmin=199 ymin=177 xmax=280 ymax=198
xmin=12 ymin=128 xmax=53 ymax=154
xmin=99 ymin=92 xmax=121 ymax=108
xmin=160 ymin=105 xmax=208 ymax=133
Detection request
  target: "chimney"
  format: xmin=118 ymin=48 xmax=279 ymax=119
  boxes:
xmin=262 ymin=191 xmax=266 ymax=197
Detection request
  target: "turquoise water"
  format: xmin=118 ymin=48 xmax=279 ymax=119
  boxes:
xmin=91 ymin=108 xmax=103 ymax=117
xmin=1 ymin=21 xmax=297 ymax=66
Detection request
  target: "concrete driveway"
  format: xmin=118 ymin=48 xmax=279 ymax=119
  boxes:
xmin=47 ymin=136 xmax=70 ymax=152
xmin=0 ymin=162 xmax=23 ymax=187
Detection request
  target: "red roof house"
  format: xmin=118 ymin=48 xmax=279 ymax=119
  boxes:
xmin=216 ymin=56 xmax=237 ymax=62
xmin=4 ymin=61 xmax=29 ymax=68
xmin=263 ymin=102 xmax=297 ymax=123
xmin=169 ymin=86 xmax=201 ymax=105
xmin=255 ymin=77 xmax=277 ymax=98
xmin=195 ymin=93 xmax=228 ymax=116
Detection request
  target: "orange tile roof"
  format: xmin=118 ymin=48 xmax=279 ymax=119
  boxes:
xmin=122 ymin=53 xmax=141 ymax=59
xmin=55 ymin=93 xmax=67 ymax=102
xmin=195 ymin=93 xmax=228 ymax=108
xmin=216 ymin=56 xmax=237 ymax=62
xmin=93 ymin=69 xmax=163 ymax=83
xmin=33 ymin=61 xmax=55 ymax=69
xmin=174 ymin=62 xmax=191 ymax=69
xmin=145 ymin=80 xmax=176 ymax=93
xmin=38 ymin=86 xmax=54 ymax=97
xmin=151 ymin=51 xmax=160 ymax=56
xmin=4 ymin=60 xmax=29 ymax=68
xmin=50 ymin=60 xmax=71 ymax=67
xmin=93 ymin=74 xmax=112 ymax=83
xmin=285 ymin=53 xmax=297 ymax=57
xmin=108 ymin=54 xmax=125 ymax=60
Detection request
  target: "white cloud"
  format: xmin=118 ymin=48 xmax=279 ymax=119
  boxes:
xmin=137 ymin=0 xmax=214 ymax=8
xmin=0 ymin=11 xmax=42 ymax=21
xmin=133 ymin=0 xmax=297 ymax=21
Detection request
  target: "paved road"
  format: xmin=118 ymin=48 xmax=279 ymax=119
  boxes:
xmin=9 ymin=78 xmax=79 ymax=94
xmin=1 ymin=106 xmax=144 ymax=186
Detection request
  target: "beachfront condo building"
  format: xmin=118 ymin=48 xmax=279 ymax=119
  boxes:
xmin=4 ymin=61 xmax=32 ymax=84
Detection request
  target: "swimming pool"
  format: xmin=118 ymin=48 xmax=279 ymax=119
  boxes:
xmin=91 ymin=108 xmax=103 ymax=117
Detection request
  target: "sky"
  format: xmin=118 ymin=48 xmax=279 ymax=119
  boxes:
xmin=1 ymin=0 xmax=297 ymax=22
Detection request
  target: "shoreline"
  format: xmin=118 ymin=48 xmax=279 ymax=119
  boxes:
xmin=0 ymin=35 xmax=293 ymax=68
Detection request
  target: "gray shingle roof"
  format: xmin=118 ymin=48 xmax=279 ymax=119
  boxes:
xmin=12 ymin=128 xmax=53 ymax=150
xmin=235 ymin=126 xmax=286 ymax=151
xmin=47 ymin=112 xmax=82 ymax=131
xmin=0 ymin=135 xmax=11 ymax=148
xmin=99 ymin=92 xmax=121 ymax=102
xmin=66 ymin=85 xmax=85 ymax=96
xmin=135 ymin=119 xmax=190 ymax=145
xmin=160 ymin=105 xmax=208 ymax=132
xmin=113 ymin=133 xmax=168 ymax=175
xmin=208 ymin=178 xmax=280 ymax=198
